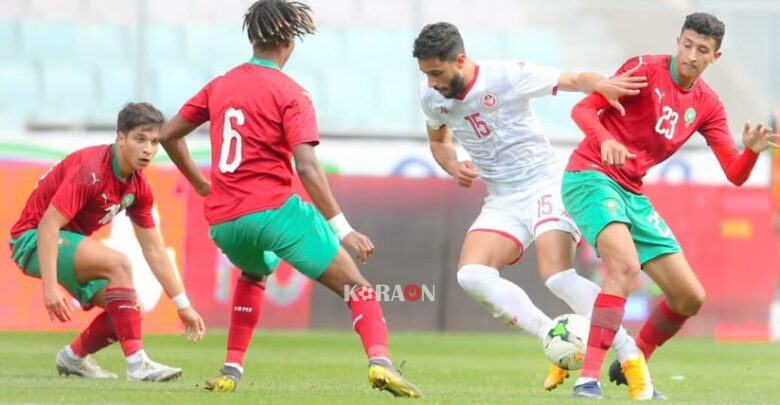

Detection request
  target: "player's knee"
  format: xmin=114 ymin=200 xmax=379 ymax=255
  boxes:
xmin=457 ymin=265 xmax=497 ymax=296
xmin=672 ymin=288 xmax=706 ymax=316
xmin=612 ymin=259 xmax=641 ymax=283
xmin=106 ymin=254 xmax=133 ymax=286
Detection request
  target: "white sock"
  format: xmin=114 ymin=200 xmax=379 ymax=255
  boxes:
xmin=64 ymin=345 xmax=82 ymax=361
xmin=126 ymin=349 xmax=146 ymax=369
xmin=545 ymin=268 xmax=640 ymax=363
xmin=224 ymin=362 xmax=245 ymax=374
xmin=575 ymin=377 xmax=598 ymax=386
xmin=457 ymin=264 xmax=551 ymax=340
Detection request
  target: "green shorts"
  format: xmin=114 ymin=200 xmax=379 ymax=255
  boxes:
xmin=209 ymin=194 xmax=340 ymax=280
xmin=561 ymin=170 xmax=681 ymax=265
xmin=9 ymin=229 xmax=107 ymax=307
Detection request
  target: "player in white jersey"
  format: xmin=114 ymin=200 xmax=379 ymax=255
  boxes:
xmin=413 ymin=22 xmax=652 ymax=392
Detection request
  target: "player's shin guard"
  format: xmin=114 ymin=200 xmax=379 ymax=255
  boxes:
xmin=105 ymin=287 xmax=143 ymax=357
xmin=225 ymin=278 xmax=264 ymax=367
xmin=579 ymin=293 xmax=626 ymax=380
xmin=70 ymin=310 xmax=117 ymax=357
xmin=457 ymin=264 xmax=550 ymax=339
xmin=636 ymin=298 xmax=688 ymax=360
xmin=348 ymin=286 xmax=389 ymax=360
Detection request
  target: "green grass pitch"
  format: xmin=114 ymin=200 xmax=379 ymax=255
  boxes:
xmin=1 ymin=330 xmax=778 ymax=404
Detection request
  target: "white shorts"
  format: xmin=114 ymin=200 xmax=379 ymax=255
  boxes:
xmin=468 ymin=179 xmax=581 ymax=264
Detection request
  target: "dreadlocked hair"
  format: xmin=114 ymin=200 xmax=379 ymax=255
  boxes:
xmin=243 ymin=0 xmax=316 ymax=50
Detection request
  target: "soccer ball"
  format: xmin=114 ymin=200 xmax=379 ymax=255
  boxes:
xmin=542 ymin=314 xmax=590 ymax=370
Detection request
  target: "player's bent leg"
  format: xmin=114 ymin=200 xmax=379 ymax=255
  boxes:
xmin=574 ymin=223 xmax=653 ymax=400
xmin=57 ymin=304 xmax=118 ymax=379
xmin=73 ymin=237 xmax=133 ymax=288
xmin=637 ymin=252 xmax=703 ymax=359
xmin=457 ymin=231 xmax=551 ymax=339
xmin=74 ymin=238 xmax=181 ymax=382
xmin=317 ymin=249 xmax=422 ymax=398
xmin=205 ymin=273 xmax=267 ymax=392
xmin=608 ymin=253 xmax=701 ymax=393
xmin=534 ymin=229 xmax=639 ymax=391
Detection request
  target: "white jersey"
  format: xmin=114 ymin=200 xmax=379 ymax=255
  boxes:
xmin=420 ymin=60 xmax=563 ymax=196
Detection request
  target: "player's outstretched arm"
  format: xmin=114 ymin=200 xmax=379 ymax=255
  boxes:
xmin=427 ymin=124 xmax=478 ymax=188
xmin=292 ymin=143 xmax=375 ymax=263
xmin=37 ymin=205 xmax=73 ymax=322
xmin=160 ymin=115 xmax=211 ymax=197
xmin=132 ymin=223 xmax=205 ymax=341
xmin=559 ymin=67 xmax=646 ymax=116
xmin=707 ymin=122 xmax=777 ymax=186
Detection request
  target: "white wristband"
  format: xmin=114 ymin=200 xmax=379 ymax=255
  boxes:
xmin=327 ymin=213 xmax=354 ymax=241
xmin=172 ymin=293 xmax=191 ymax=310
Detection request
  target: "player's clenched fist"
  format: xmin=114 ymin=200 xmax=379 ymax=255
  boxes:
xmin=600 ymin=139 xmax=636 ymax=168
xmin=451 ymin=160 xmax=479 ymax=188
xmin=343 ymin=231 xmax=375 ymax=264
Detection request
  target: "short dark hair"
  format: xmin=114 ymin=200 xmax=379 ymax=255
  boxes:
xmin=117 ymin=102 xmax=164 ymax=133
xmin=413 ymin=22 xmax=465 ymax=61
xmin=682 ymin=12 xmax=725 ymax=50
xmin=243 ymin=0 xmax=316 ymax=51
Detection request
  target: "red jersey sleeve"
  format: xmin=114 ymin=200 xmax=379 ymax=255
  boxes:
xmin=50 ymin=168 xmax=97 ymax=221
xmin=283 ymin=89 xmax=319 ymax=148
xmin=571 ymin=93 xmax=612 ymax=146
xmin=700 ymin=100 xmax=759 ymax=186
xmin=126 ymin=177 xmax=156 ymax=228
xmin=178 ymin=83 xmax=211 ymax=125
xmin=571 ymin=57 xmax=647 ymax=147
xmin=613 ymin=56 xmax=647 ymax=77
xmin=699 ymin=99 xmax=734 ymax=147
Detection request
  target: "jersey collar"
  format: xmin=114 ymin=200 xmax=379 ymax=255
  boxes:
xmin=455 ymin=65 xmax=480 ymax=100
xmin=248 ymin=57 xmax=281 ymax=70
xmin=111 ymin=144 xmax=125 ymax=181
xmin=670 ymin=56 xmax=694 ymax=91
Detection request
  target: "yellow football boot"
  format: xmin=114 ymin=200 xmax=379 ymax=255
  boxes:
xmin=621 ymin=354 xmax=655 ymax=400
xmin=203 ymin=365 xmax=241 ymax=392
xmin=544 ymin=363 xmax=570 ymax=391
xmin=368 ymin=359 xmax=423 ymax=398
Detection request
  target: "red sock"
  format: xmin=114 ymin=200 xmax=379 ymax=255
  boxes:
xmin=225 ymin=277 xmax=264 ymax=366
xmin=105 ymin=287 xmax=143 ymax=356
xmin=581 ymin=293 xmax=626 ymax=380
xmin=636 ymin=298 xmax=688 ymax=360
xmin=348 ymin=286 xmax=389 ymax=359
xmin=70 ymin=310 xmax=117 ymax=357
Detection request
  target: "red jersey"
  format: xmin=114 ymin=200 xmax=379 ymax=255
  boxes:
xmin=178 ymin=58 xmax=319 ymax=225
xmin=11 ymin=144 xmax=155 ymax=238
xmin=567 ymin=54 xmax=756 ymax=194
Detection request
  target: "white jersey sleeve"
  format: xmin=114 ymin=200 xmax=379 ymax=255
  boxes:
xmin=508 ymin=62 xmax=561 ymax=98
xmin=419 ymin=81 xmax=445 ymax=129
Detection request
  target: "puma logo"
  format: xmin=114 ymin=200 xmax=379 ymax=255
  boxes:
xmin=654 ymin=88 xmax=665 ymax=104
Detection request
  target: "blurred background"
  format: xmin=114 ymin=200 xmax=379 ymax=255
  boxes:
xmin=1 ymin=0 xmax=779 ymax=342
